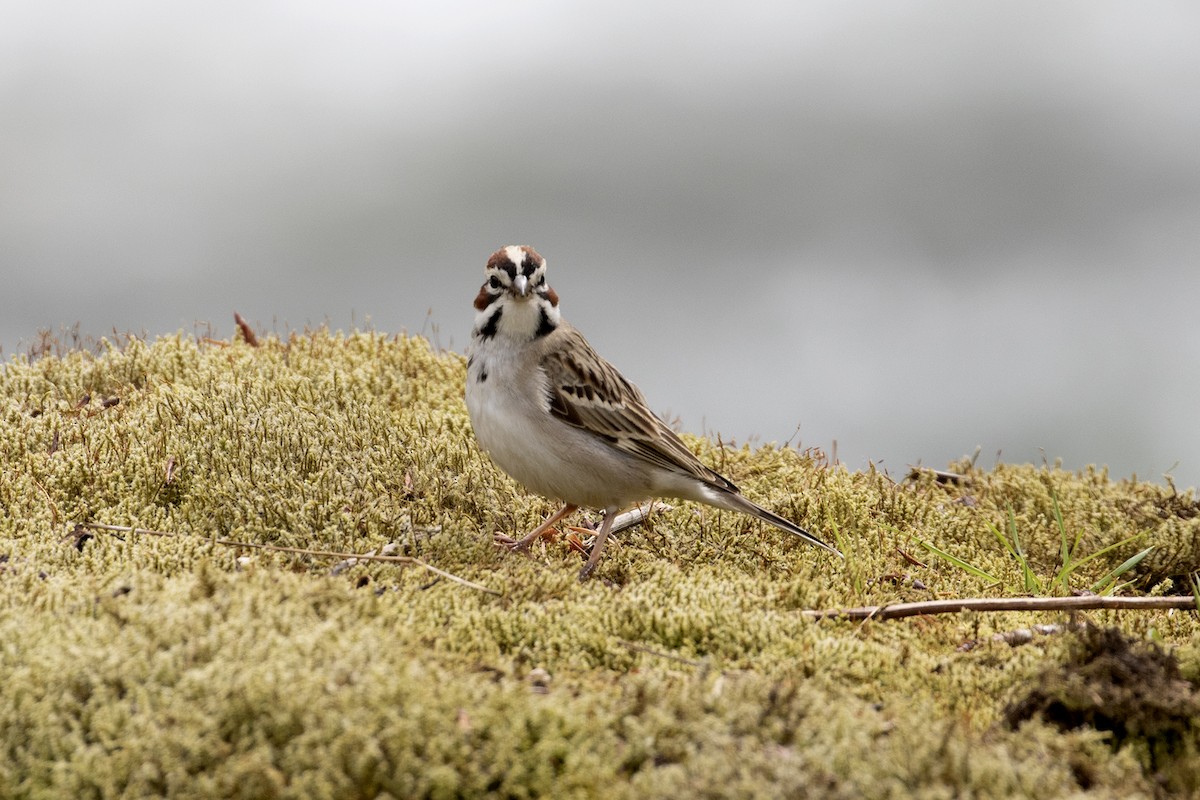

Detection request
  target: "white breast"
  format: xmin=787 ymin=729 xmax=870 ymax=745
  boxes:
xmin=465 ymin=334 xmax=655 ymax=510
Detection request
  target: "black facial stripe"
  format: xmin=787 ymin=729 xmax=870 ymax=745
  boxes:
xmin=534 ymin=307 xmax=557 ymax=338
xmin=521 ymin=261 xmax=538 ymax=278
xmin=499 ymin=261 xmax=517 ymax=280
xmin=478 ymin=306 xmax=502 ymax=339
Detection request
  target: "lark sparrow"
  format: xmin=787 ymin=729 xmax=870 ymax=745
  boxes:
xmin=465 ymin=245 xmax=841 ymax=580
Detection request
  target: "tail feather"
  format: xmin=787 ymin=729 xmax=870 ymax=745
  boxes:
xmin=712 ymin=489 xmax=843 ymax=558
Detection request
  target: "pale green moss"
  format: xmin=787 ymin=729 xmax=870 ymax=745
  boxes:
xmin=1 ymin=330 xmax=1198 ymax=798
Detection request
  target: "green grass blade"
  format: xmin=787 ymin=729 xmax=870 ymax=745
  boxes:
xmin=1007 ymin=509 xmax=1041 ymax=593
xmin=986 ymin=519 xmax=1019 ymax=559
xmin=1049 ymin=489 xmax=1086 ymax=591
xmin=915 ymin=538 xmax=1000 ymax=584
xmin=1054 ymin=490 xmax=1070 ymax=568
xmin=1091 ymin=546 xmax=1155 ymax=594
xmin=1065 ymin=530 xmax=1150 ymax=575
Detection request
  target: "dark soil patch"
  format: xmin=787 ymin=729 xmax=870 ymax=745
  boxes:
xmin=1005 ymin=625 xmax=1200 ymax=794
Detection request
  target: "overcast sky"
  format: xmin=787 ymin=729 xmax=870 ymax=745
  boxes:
xmin=3 ymin=1 xmax=1199 ymax=489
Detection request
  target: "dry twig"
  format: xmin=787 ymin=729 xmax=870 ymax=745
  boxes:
xmin=233 ymin=312 xmax=259 ymax=347
xmin=73 ymin=522 xmax=501 ymax=596
xmin=618 ymin=640 xmax=707 ymax=668
xmin=804 ymin=594 xmax=1199 ymax=621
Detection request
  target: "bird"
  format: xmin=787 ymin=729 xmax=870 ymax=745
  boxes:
xmin=464 ymin=245 xmax=841 ymax=580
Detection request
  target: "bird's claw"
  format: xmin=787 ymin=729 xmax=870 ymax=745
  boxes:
xmin=493 ymin=531 xmax=542 ymax=555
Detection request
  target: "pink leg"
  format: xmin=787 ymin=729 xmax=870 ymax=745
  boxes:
xmin=577 ymin=506 xmax=618 ymax=581
xmin=495 ymin=504 xmax=579 ymax=552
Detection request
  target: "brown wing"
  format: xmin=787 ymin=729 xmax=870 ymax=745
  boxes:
xmin=540 ymin=326 xmax=738 ymax=493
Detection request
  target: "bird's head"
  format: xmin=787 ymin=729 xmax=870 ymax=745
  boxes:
xmin=472 ymin=245 xmax=560 ymax=341
xmin=475 ymin=245 xmax=554 ymax=307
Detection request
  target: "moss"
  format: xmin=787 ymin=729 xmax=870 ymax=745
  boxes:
xmin=1 ymin=329 xmax=1198 ymax=798
xmin=1005 ymin=626 xmax=1200 ymax=794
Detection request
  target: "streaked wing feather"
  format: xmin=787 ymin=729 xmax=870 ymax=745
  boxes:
xmin=541 ymin=327 xmax=737 ymax=492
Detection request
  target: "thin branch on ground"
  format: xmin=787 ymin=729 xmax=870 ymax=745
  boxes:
xmin=73 ymin=522 xmax=501 ymax=596
xmin=804 ymin=594 xmax=1199 ymax=621
xmin=618 ymin=640 xmax=708 ymax=668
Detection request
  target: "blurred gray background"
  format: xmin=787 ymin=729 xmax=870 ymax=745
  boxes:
xmin=3 ymin=1 xmax=1198 ymax=489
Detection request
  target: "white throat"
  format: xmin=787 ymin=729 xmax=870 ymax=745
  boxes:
xmin=473 ymin=294 xmax=560 ymax=343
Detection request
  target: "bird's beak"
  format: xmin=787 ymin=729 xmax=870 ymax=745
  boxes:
xmin=513 ymin=274 xmax=529 ymax=297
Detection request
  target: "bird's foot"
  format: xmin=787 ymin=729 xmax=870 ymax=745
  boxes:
xmin=492 ymin=531 xmax=535 ymax=554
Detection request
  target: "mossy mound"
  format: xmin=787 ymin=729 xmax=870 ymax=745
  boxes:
xmin=1006 ymin=626 xmax=1200 ymax=794
xmin=1 ymin=330 xmax=1198 ymax=798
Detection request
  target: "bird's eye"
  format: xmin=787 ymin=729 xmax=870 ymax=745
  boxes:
xmin=488 ymin=276 xmax=502 ymax=289
xmin=535 ymin=275 xmax=545 ymax=286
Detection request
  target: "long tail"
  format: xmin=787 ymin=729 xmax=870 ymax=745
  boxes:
xmin=712 ymin=489 xmax=843 ymax=558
